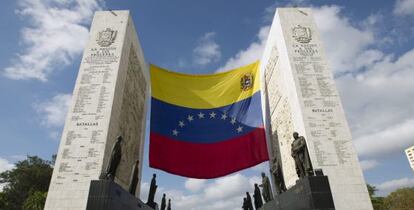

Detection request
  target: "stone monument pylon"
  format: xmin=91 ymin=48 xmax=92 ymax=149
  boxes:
xmin=260 ymin=8 xmax=373 ymax=210
xmin=44 ymin=10 xmax=149 ymax=210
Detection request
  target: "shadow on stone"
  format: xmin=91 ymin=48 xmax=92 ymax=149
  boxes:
xmin=86 ymin=180 xmax=153 ymax=210
xmin=260 ymin=176 xmax=335 ymax=210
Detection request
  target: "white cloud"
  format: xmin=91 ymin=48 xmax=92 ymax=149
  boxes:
xmin=204 ymin=174 xmax=249 ymax=201
xmin=355 ymin=119 xmax=414 ymax=157
xmin=193 ymin=32 xmax=221 ymax=66
xmin=394 ymin=0 xmax=414 ymax=16
xmin=8 ymin=155 xmax=26 ymax=161
xmin=311 ymin=6 xmax=414 ymax=159
xmin=185 ymin=178 xmax=206 ymax=193
xmin=250 ymin=162 xmax=268 ymax=172
xmin=359 ymin=160 xmax=380 ymax=171
xmin=219 ymin=26 xmax=270 ymax=71
xmin=0 ymin=158 xmax=14 ymax=174
xmin=3 ymin=0 xmax=102 ymax=81
xmin=335 ymin=48 xmax=414 ymax=157
xmin=34 ymin=93 xmax=72 ymax=127
xmin=139 ymin=182 xmax=150 ymax=201
xmin=376 ymin=177 xmax=414 ymax=196
xmin=313 ymin=6 xmax=379 ymax=74
xmin=141 ymin=173 xmax=256 ymax=210
xmin=0 ymin=158 xmax=15 ymax=192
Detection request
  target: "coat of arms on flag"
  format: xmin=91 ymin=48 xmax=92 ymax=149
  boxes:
xmin=241 ymin=73 xmax=254 ymax=91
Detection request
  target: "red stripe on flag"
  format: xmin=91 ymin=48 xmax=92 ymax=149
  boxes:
xmin=149 ymin=127 xmax=269 ymax=179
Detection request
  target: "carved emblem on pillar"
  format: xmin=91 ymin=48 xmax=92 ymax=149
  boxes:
xmin=97 ymin=28 xmax=117 ymax=47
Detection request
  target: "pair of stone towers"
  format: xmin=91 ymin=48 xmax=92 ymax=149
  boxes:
xmin=45 ymin=8 xmax=373 ymax=210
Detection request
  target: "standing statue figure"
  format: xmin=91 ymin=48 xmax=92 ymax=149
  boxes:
xmin=270 ymin=157 xmax=287 ymax=194
xmin=291 ymin=132 xmax=314 ymax=178
xmin=128 ymin=160 xmax=140 ymax=195
xmin=104 ymin=135 xmax=122 ymax=181
xmin=253 ymin=183 xmax=263 ymax=209
xmin=242 ymin=197 xmax=248 ymax=210
xmin=160 ymin=193 xmax=166 ymax=210
xmin=245 ymin=192 xmax=254 ymax=210
xmin=147 ymin=173 xmax=158 ymax=208
xmin=167 ymin=199 xmax=171 ymax=210
xmin=259 ymin=172 xmax=273 ymax=203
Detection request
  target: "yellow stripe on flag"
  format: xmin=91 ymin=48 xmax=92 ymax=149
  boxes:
xmin=150 ymin=61 xmax=261 ymax=109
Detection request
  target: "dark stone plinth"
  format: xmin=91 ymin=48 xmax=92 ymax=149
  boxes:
xmin=260 ymin=176 xmax=335 ymax=210
xmin=260 ymin=199 xmax=277 ymax=210
xmin=86 ymin=180 xmax=154 ymax=210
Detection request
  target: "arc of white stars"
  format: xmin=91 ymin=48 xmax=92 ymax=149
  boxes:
xmin=221 ymin=113 xmax=228 ymax=120
xmin=187 ymin=115 xmax=194 ymax=122
xmin=236 ymin=126 xmax=243 ymax=133
xmin=172 ymin=129 xmax=179 ymax=136
xmin=230 ymin=117 xmax=236 ymax=125
xmin=209 ymin=112 xmax=216 ymax=118
xmin=178 ymin=121 xmax=185 ymax=127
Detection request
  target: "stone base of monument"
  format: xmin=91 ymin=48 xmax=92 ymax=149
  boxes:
xmin=260 ymin=176 xmax=335 ymax=210
xmin=86 ymin=180 xmax=154 ymax=210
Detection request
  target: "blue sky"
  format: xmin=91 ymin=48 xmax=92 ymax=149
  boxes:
xmin=0 ymin=0 xmax=414 ymax=209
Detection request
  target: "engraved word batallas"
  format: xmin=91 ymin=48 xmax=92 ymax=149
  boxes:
xmin=240 ymin=73 xmax=254 ymax=91
xmin=292 ymin=25 xmax=312 ymax=44
xmin=97 ymin=28 xmax=118 ymax=47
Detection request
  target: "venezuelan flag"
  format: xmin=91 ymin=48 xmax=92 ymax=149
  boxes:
xmin=149 ymin=61 xmax=269 ymax=178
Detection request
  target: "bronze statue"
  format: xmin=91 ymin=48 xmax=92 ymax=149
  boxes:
xmin=291 ymin=132 xmax=314 ymax=178
xmin=147 ymin=173 xmax=158 ymax=207
xmin=104 ymin=135 xmax=122 ymax=181
xmin=242 ymin=197 xmax=248 ymax=210
xmin=167 ymin=198 xmax=171 ymax=210
xmin=253 ymin=183 xmax=263 ymax=209
xmin=260 ymin=172 xmax=273 ymax=202
xmin=270 ymin=157 xmax=287 ymax=194
xmin=245 ymin=192 xmax=254 ymax=210
xmin=128 ymin=160 xmax=140 ymax=195
xmin=160 ymin=193 xmax=166 ymax=210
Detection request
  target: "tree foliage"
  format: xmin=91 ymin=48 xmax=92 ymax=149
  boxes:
xmin=383 ymin=187 xmax=414 ymax=210
xmin=372 ymin=196 xmax=385 ymax=210
xmin=0 ymin=156 xmax=53 ymax=210
xmin=367 ymin=184 xmax=384 ymax=210
xmin=23 ymin=191 xmax=47 ymax=210
xmin=367 ymin=184 xmax=377 ymax=198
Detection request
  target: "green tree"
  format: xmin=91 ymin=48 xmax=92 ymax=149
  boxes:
xmin=23 ymin=191 xmax=47 ymax=210
xmin=0 ymin=156 xmax=53 ymax=210
xmin=383 ymin=187 xmax=414 ymax=210
xmin=367 ymin=184 xmax=384 ymax=210
xmin=367 ymin=184 xmax=377 ymax=197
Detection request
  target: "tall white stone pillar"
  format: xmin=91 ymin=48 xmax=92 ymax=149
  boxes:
xmin=45 ymin=10 xmax=149 ymax=210
xmin=261 ymin=8 xmax=373 ymax=210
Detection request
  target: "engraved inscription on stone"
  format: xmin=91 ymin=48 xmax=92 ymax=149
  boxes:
xmin=288 ymin=23 xmax=354 ymax=166
xmin=261 ymin=8 xmax=372 ymax=210
xmin=49 ymin=24 xmax=123 ymax=195
xmin=44 ymin=11 xmax=149 ymax=210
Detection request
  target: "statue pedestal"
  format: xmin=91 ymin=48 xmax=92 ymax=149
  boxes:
xmin=86 ymin=180 xmax=154 ymax=210
xmin=261 ymin=176 xmax=335 ymax=210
